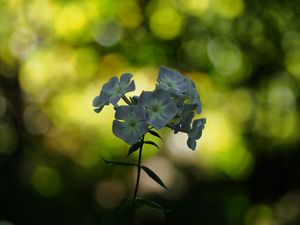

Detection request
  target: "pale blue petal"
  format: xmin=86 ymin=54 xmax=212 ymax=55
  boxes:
xmin=115 ymin=106 xmax=132 ymax=120
xmin=187 ymin=138 xmax=196 ymax=150
xmin=112 ymin=120 xmax=128 ymax=142
xmin=158 ymin=66 xmax=182 ymax=82
xmin=188 ymin=118 xmax=206 ymax=140
xmin=102 ymin=76 xmax=119 ymax=93
xmin=124 ymin=80 xmax=135 ymax=93
xmin=138 ymin=91 xmax=153 ymax=107
xmin=146 ymin=111 xmax=168 ymax=129
xmin=93 ymin=94 xmax=109 ymax=113
xmin=109 ymin=94 xmax=123 ymax=106
xmin=120 ymin=73 xmax=132 ymax=84
xmin=92 ymin=95 xmax=103 ymax=107
xmin=135 ymin=122 xmax=148 ymax=137
xmin=94 ymin=106 xmax=104 ymax=113
xmin=181 ymin=111 xmax=194 ymax=132
xmin=155 ymin=89 xmax=171 ymax=105
xmin=160 ymin=101 xmax=177 ymax=120
xmin=113 ymin=106 xmax=148 ymax=145
xmin=132 ymin=106 xmax=146 ymax=122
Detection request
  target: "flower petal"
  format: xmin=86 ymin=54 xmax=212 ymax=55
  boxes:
xmin=138 ymin=91 xmax=154 ymax=107
xmin=113 ymin=120 xmax=142 ymax=145
xmin=109 ymin=94 xmax=123 ymax=106
xmin=92 ymin=95 xmax=101 ymax=107
xmin=139 ymin=90 xmax=177 ymax=129
xmin=120 ymin=73 xmax=133 ymax=84
xmin=180 ymin=111 xmax=194 ymax=132
xmin=92 ymin=94 xmax=109 ymax=113
xmin=160 ymin=101 xmax=177 ymax=120
xmin=188 ymin=118 xmax=206 ymax=140
xmin=132 ymin=106 xmax=147 ymax=122
xmin=124 ymin=80 xmax=135 ymax=93
xmin=112 ymin=120 xmax=128 ymax=142
xmin=113 ymin=106 xmax=148 ymax=145
xmin=187 ymin=138 xmax=196 ymax=150
xmin=115 ymin=106 xmax=132 ymax=120
xmin=145 ymin=110 xmax=168 ymax=129
xmin=158 ymin=66 xmax=182 ymax=82
xmin=102 ymin=76 xmax=119 ymax=93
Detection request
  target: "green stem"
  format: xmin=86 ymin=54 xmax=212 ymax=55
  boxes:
xmin=133 ymin=135 xmax=144 ymax=201
xmin=122 ymin=95 xmax=132 ymax=105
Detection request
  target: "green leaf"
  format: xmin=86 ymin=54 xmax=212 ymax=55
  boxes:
xmin=102 ymin=158 xmax=137 ymax=167
xmin=148 ymin=130 xmax=163 ymax=141
xmin=144 ymin=141 xmax=160 ymax=149
xmin=141 ymin=166 xmax=168 ymax=190
xmin=127 ymin=142 xmax=142 ymax=156
xmin=102 ymin=198 xmax=134 ymax=225
xmin=135 ymin=197 xmax=171 ymax=212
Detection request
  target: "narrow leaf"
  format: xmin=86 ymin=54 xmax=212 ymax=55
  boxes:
xmin=144 ymin=141 xmax=160 ymax=149
xmin=136 ymin=197 xmax=171 ymax=212
xmin=102 ymin=158 xmax=137 ymax=167
xmin=141 ymin=166 xmax=168 ymax=190
xmin=127 ymin=142 xmax=142 ymax=156
xmin=148 ymin=130 xmax=163 ymax=141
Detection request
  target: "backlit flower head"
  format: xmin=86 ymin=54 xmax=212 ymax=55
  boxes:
xmin=93 ymin=73 xmax=135 ymax=113
xmin=93 ymin=66 xmax=205 ymax=150
xmin=138 ymin=89 xmax=177 ymax=130
xmin=156 ymin=66 xmax=190 ymax=97
xmin=113 ymin=105 xmax=148 ymax=145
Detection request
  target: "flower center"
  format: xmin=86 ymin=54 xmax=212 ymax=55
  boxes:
xmin=167 ymin=82 xmax=174 ymax=87
xmin=118 ymin=86 xmax=123 ymax=94
xmin=152 ymin=105 xmax=159 ymax=112
xmin=129 ymin=121 xmax=136 ymax=127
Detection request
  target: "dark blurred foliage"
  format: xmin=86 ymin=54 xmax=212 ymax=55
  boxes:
xmin=1 ymin=0 xmax=300 ymax=224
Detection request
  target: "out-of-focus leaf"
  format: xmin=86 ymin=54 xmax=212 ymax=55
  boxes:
xmin=102 ymin=158 xmax=137 ymax=167
xmin=141 ymin=166 xmax=168 ymax=189
xmin=148 ymin=129 xmax=163 ymax=141
xmin=136 ymin=197 xmax=171 ymax=212
xmin=102 ymin=198 xmax=134 ymax=225
xmin=144 ymin=141 xmax=160 ymax=149
xmin=127 ymin=141 xmax=142 ymax=156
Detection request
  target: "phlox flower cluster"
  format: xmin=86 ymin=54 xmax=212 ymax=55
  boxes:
xmin=93 ymin=66 xmax=206 ymax=150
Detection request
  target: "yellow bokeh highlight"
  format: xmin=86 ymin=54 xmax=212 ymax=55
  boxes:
xmin=178 ymin=0 xmax=210 ymax=16
xmin=26 ymin=0 xmax=58 ymax=29
xmin=31 ymin=165 xmax=62 ymax=197
xmin=19 ymin=46 xmax=99 ymax=98
xmin=54 ymin=3 xmax=89 ymax=41
xmin=117 ymin=0 xmax=143 ymax=28
xmin=213 ymin=0 xmax=244 ymax=19
xmin=48 ymin=87 xmax=111 ymax=129
xmin=199 ymin=111 xmax=254 ymax=179
xmin=149 ymin=6 xmax=184 ymax=40
xmin=19 ymin=46 xmax=74 ymax=96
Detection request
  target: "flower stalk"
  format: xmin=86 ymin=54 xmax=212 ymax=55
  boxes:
xmin=133 ymin=135 xmax=144 ymax=202
xmin=122 ymin=95 xmax=132 ymax=105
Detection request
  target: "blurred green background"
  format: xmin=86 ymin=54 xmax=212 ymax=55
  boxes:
xmin=0 ymin=0 xmax=300 ymax=224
